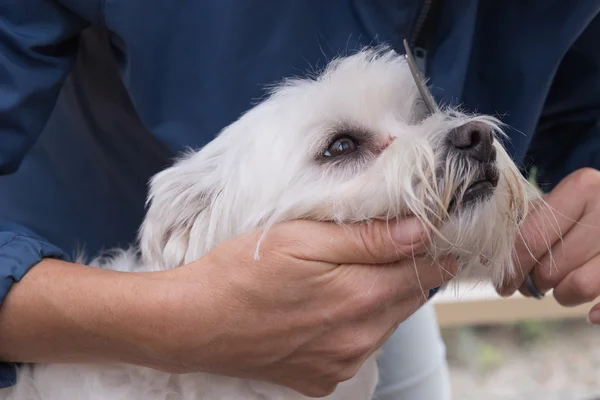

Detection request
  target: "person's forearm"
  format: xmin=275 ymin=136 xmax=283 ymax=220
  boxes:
xmin=0 ymin=258 xmax=173 ymax=367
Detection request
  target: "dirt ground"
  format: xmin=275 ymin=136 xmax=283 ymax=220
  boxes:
xmin=444 ymin=318 xmax=600 ymax=400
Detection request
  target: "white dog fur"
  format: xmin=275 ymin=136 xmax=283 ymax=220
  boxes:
xmin=1 ymin=46 xmax=541 ymax=400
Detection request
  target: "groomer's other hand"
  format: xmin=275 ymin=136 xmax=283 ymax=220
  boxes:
xmin=153 ymin=217 xmax=457 ymax=397
xmin=498 ymin=168 xmax=600 ymax=323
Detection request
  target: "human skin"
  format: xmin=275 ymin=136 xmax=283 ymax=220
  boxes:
xmin=499 ymin=168 xmax=600 ymax=324
xmin=0 ymin=217 xmax=457 ymax=397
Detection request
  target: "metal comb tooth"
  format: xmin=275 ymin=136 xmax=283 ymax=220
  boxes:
xmin=403 ymin=39 xmax=439 ymax=115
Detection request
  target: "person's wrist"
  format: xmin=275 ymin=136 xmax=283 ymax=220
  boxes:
xmin=45 ymin=260 xmax=175 ymax=368
xmin=129 ymin=259 xmax=220 ymax=374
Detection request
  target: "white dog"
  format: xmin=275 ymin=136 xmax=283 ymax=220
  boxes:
xmin=1 ymin=44 xmax=541 ymax=400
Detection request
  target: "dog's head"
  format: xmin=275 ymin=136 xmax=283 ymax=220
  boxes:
xmin=139 ymin=47 xmax=540 ymax=287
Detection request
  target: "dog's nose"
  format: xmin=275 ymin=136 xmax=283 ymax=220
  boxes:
xmin=448 ymin=121 xmax=496 ymax=162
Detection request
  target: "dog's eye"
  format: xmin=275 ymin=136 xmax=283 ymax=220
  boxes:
xmin=324 ymin=136 xmax=359 ymax=157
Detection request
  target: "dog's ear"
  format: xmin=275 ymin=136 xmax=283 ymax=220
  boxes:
xmin=138 ymin=150 xmax=225 ymax=270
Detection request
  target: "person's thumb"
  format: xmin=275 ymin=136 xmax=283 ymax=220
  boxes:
xmin=281 ymin=217 xmax=430 ymax=265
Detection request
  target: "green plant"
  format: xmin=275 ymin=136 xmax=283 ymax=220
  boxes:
xmin=477 ymin=342 xmax=504 ymax=371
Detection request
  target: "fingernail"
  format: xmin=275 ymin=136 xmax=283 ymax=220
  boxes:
xmin=391 ymin=218 xmax=427 ymax=245
xmin=497 ymin=280 xmax=517 ymax=297
xmin=588 ymin=310 xmax=600 ymax=325
xmin=498 ymin=288 xmax=516 ymax=298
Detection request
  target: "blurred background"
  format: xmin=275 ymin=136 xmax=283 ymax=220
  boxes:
xmin=432 ymin=282 xmax=600 ymax=400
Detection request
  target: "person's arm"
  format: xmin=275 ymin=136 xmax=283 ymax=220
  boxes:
xmin=0 ymin=1 xmax=89 ymax=386
xmin=0 ymin=258 xmax=175 ymax=366
xmin=4 ymin=216 xmax=455 ymax=398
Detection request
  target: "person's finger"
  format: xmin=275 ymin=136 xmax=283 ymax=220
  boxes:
xmin=515 ymin=275 xmax=540 ymax=299
xmin=342 ymin=255 xmax=458 ymax=307
xmin=513 ymin=197 xmax=577 ymax=280
xmin=391 ymin=255 xmax=458 ymax=298
xmin=520 ymin=213 xmax=600 ymax=296
xmin=586 ymin=302 xmax=600 ymax=325
xmin=269 ymin=296 xmax=426 ymax=397
xmin=277 ymin=218 xmax=430 ymax=265
xmin=327 ymin=295 xmax=426 ymax=364
xmin=499 ymin=182 xmax=583 ymax=296
xmin=551 ymin=253 xmax=600 ymax=307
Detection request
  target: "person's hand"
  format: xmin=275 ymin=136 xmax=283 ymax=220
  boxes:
xmin=0 ymin=217 xmax=455 ymax=398
xmin=146 ymin=218 xmax=457 ymax=397
xmin=498 ymin=168 xmax=600 ymax=323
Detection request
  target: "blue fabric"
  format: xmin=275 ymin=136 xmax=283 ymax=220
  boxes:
xmin=428 ymin=286 xmax=441 ymax=299
xmin=1 ymin=0 xmax=600 ymax=387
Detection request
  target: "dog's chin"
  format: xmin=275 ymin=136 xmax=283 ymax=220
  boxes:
xmin=447 ymin=181 xmax=496 ymax=214
xmin=446 ymin=165 xmax=500 ymax=214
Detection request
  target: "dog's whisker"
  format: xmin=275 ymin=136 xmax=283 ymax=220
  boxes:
xmin=409 ymin=245 xmax=430 ymax=303
xmin=367 ymin=265 xmax=386 ymax=295
xmin=16 ymin=45 xmax=553 ymax=400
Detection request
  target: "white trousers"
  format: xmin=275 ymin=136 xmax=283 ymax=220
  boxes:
xmin=374 ymin=303 xmax=452 ymax=400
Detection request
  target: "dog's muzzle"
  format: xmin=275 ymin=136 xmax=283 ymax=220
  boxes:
xmin=447 ymin=121 xmax=500 ymax=207
xmin=447 ymin=121 xmax=497 ymax=163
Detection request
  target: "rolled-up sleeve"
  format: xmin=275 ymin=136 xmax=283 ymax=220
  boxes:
xmin=0 ymin=0 xmax=88 ymax=387
xmin=0 ymin=222 xmax=69 ymax=302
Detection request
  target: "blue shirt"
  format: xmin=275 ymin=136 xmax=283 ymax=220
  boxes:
xmin=1 ymin=0 xmax=599 ymax=387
